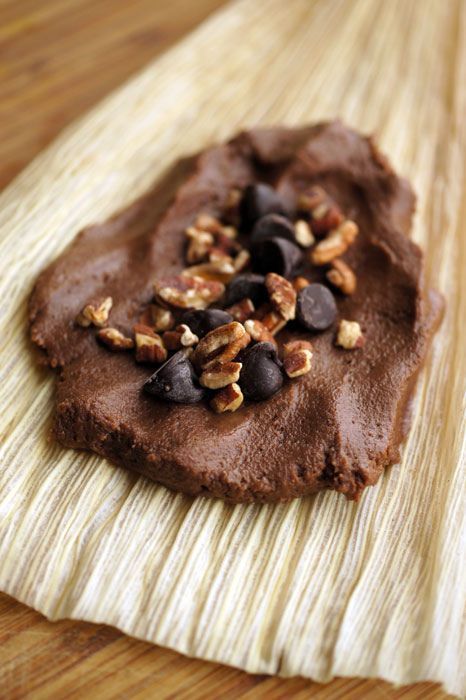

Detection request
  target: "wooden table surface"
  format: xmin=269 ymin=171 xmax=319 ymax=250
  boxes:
xmin=0 ymin=1 xmax=455 ymax=698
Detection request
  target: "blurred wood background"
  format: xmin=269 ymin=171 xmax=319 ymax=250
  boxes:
xmin=0 ymin=1 xmax=456 ymax=698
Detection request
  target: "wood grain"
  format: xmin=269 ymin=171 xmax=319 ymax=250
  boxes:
xmin=0 ymin=0 xmax=226 ymax=190
xmin=0 ymin=0 xmax=464 ymax=698
xmin=0 ymin=595 xmax=453 ymax=700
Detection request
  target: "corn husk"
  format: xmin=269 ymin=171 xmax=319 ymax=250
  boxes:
xmin=0 ymin=0 xmax=465 ymax=695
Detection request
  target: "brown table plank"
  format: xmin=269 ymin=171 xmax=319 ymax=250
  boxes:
xmin=0 ymin=2 xmax=455 ymax=697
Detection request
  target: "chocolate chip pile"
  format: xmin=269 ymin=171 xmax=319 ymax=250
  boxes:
xmin=76 ymin=183 xmax=365 ymax=413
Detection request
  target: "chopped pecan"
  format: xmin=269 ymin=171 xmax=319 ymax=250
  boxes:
xmin=220 ymin=225 xmax=238 ymax=239
xmin=154 ymin=275 xmax=225 ymax=310
xmin=326 ymin=258 xmax=357 ymax=295
xmin=261 ymin=309 xmax=287 ymax=335
xmin=200 ymin=360 xmax=242 ymax=389
xmin=194 ymin=213 xmax=223 ymax=234
xmin=191 ymin=321 xmax=250 ymax=370
xmin=150 ymin=304 xmax=175 ymax=331
xmin=233 ymin=249 xmax=251 ymax=272
xmin=283 ymin=339 xmax=313 ymax=356
xmin=265 ymin=272 xmax=296 ymax=321
xmin=294 ymin=219 xmax=315 ymax=247
xmin=76 ymin=296 xmax=113 ymax=328
xmin=284 ymin=347 xmax=313 ymax=378
xmin=310 ymin=202 xmax=344 ymax=236
xmin=310 ymin=220 xmax=359 ymax=265
xmin=226 ymin=298 xmax=255 ymax=323
xmin=97 ymin=327 xmax=134 ymax=351
xmin=163 ymin=324 xmax=199 ymax=350
xmin=185 ymin=228 xmax=215 ymax=264
xmin=223 ymin=188 xmax=242 ymax=225
xmin=297 ymin=186 xmax=327 ymax=212
xmin=134 ymin=324 xmax=167 ymax=363
xmin=336 ymin=319 xmax=365 ymax=349
xmin=210 ymin=383 xmax=244 ymax=413
xmin=244 ymin=319 xmax=277 ymax=346
xmin=182 ymin=261 xmax=236 ymax=284
xmin=292 ymin=276 xmax=311 ymax=292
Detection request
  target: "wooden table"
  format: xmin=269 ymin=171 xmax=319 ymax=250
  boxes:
xmin=0 ymin=2 xmax=454 ymax=697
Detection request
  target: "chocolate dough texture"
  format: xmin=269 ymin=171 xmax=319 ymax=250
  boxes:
xmin=29 ymin=122 xmax=443 ymax=503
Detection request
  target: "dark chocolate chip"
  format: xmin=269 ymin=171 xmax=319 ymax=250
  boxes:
xmin=239 ymin=342 xmax=284 ymax=401
xmin=251 ymin=213 xmax=295 ymax=244
xmin=224 ymin=273 xmax=267 ymax=307
xmin=144 ymin=351 xmax=205 ymax=403
xmin=180 ymin=309 xmax=233 ymax=338
xmin=296 ymin=283 xmax=337 ymax=331
xmin=240 ymin=184 xmax=286 ymax=229
xmin=251 ymin=237 xmax=303 ymax=278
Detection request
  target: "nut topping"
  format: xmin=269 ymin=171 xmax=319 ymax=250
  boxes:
xmin=154 ymin=275 xmax=225 ymax=310
xmin=292 ymin=276 xmax=311 ymax=292
xmin=185 ymin=228 xmax=215 ymax=264
xmin=200 ymin=361 xmax=242 ymax=389
xmin=265 ymin=272 xmax=297 ymax=321
xmin=149 ymin=304 xmax=175 ymax=332
xmin=191 ymin=321 xmax=250 ymax=370
xmin=97 ymin=327 xmax=134 ymax=351
xmin=283 ymin=347 xmax=313 ymax=378
xmin=134 ymin=324 xmax=167 ymax=363
xmin=163 ymin=324 xmax=199 ymax=351
xmin=182 ymin=261 xmax=236 ymax=284
xmin=244 ymin=318 xmax=277 ymax=346
xmin=336 ymin=320 xmax=365 ymax=349
xmin=210 ymin=383 xmax=244 ymax=413
xmin=232 ymin=249 xmax=251 ymax=272
xmin=326 ymin=258 xmax=357 ymax=295
xmin=310 ymin=220 xmax=359 ymax=265
xmin=283 ymin=339 xmax=313 ymax=356
xmin=76 ymin=297 xmax=113 ymax=327
xmin=226 ymin=298 xmax=255 ymax=323
xmin=294 ymin=220 xmax=315 ymax=248
xmin=193 ymin=213 xmax=223 ymax=234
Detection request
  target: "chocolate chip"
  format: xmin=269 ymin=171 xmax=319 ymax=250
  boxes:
xmin=296 ymin=283 xmax=337 ymax=331
xmin=239 ymin=342 xmax=284 ymax=401
xmin=180 ymin=309 xmax=233 ymax=338
xmin=224 ymin=273 xmax=267 ymax=307
xmin=144 ymin=351 xmax=205 ymax=403
xmin=251 ymin=237 xmax=303 ymax=278
xmin=251 ymin=213 xmax=295 ymax=244
xmin=240 ymin=184 xmax=286 ymax=229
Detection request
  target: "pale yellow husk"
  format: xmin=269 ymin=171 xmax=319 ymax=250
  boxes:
xmin=0 ymin=0 xmax=465 ymax=695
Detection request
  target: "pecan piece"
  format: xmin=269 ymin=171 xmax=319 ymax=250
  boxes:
xmin=154 ymin=275 xmax=225 ymax=310
xmin=194 ymin=213 xmax=223 ymax=234
xmin=150 ymin=304 xmax=175 ymax=331
xmin=244 ymin=319 xmax=277 ymax=346
xmin=134 ymin=324 xmax=167 ymax=363
xmin=210 ymin=383 xmax=244 ymax=413
xmin=326 ymin=258 xmax=357 ymax=295
xmin=283 ymin=339 xmax=313 ymax=356
xmin=163 ymin=324 xmax=199 ymax=351
xmin=292 ymin=276 xmax=311 ymax=292
xmin=76 ymin=296 xmax=113 ymax=327
xmin=185 ymin=228 xmax=215 ymax=264
xmin=182 ymin=261 xmax=236 ymax=284
xmin=336 ymin=320 xmax=365 ymax=349
xmin=97 ymin=327 xmax=134 ymax=351
xmin=297 ymin=186 xmax=327 ymax=212
xmin=310 ymin=220 xmax=359 ymax=266
xmin=191 ymin=321 xmax=250 ymax=370
xmin=265 ymin=272 xmax=296 ymax=322
xmin=261 ymin=309 xmax=287 ymax=336
xmin=200 ymin=361 xmax=242 ymax=389
xmin=310 ymin=202 xmax=344 ymax=236
xmin=283 ymin=345 xmax=313 ymax=378
xmin=226 ymin=298 xmax=255 ymax=323
xmin=233 ymin=249 xmax=251 ymax=272
xmin=294 ymin=219 xmax=315 ymax=248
